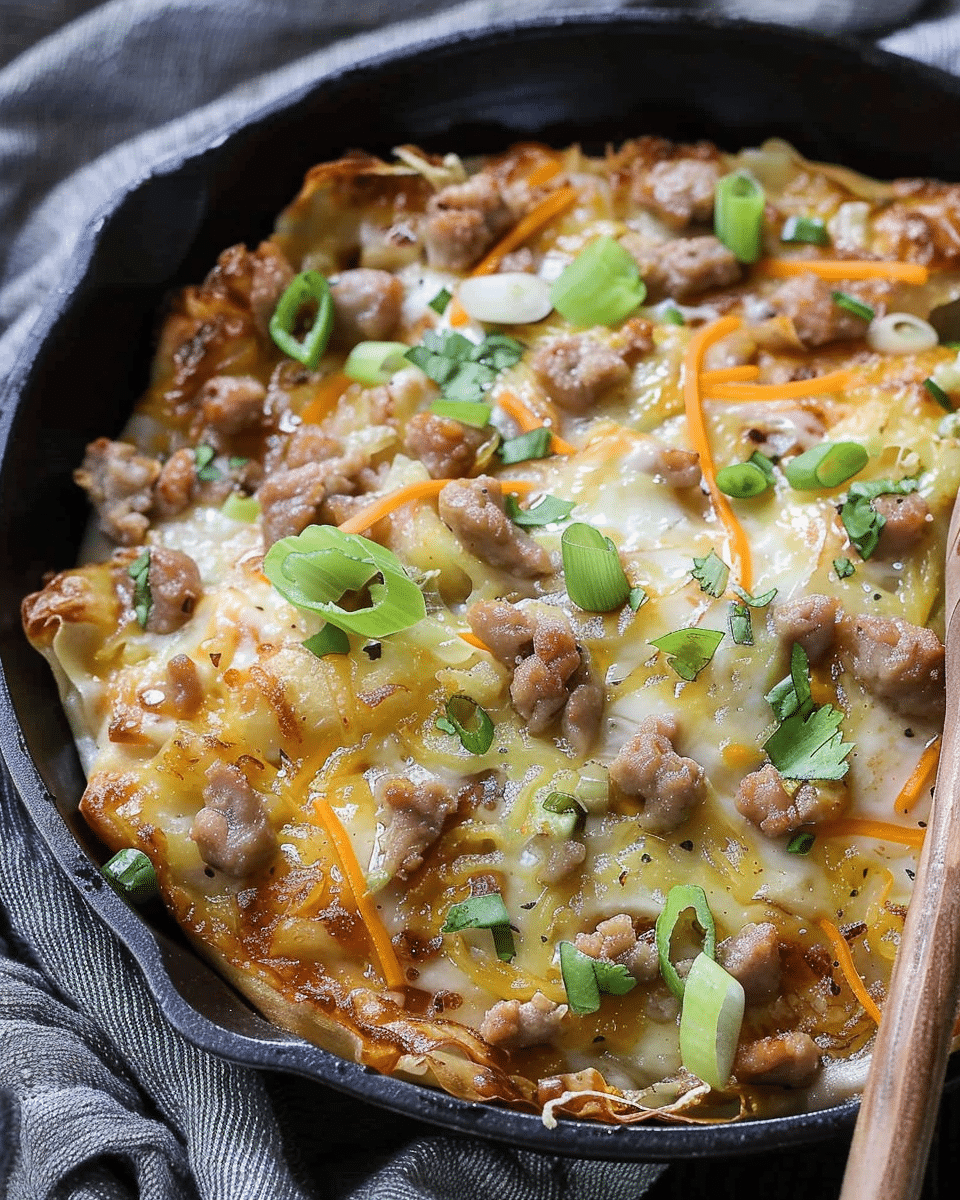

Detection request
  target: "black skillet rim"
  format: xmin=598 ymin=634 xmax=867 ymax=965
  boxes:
xmin=2 ymin=6 xmax=958 ymax=1160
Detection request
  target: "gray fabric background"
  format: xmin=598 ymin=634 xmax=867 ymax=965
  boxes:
xmin=1 ymin=1 xmax=959 ymax=1196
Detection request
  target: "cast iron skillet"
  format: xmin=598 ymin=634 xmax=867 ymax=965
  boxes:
xmin=2 ymin=8 xmax=960 ymax=1161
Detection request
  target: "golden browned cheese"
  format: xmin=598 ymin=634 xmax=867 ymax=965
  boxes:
xmin=21 ymin=135 xmax=960 ymax=1125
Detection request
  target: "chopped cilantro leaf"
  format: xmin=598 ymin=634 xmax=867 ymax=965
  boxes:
xmin=787 ymin=832 xmax=816 ymax=854
xmin=499 ymin=427 xmax=552 ymax=465
xmin=428 ymin=287 xmax=452 ymax=315
xmin=127 ymin=549 xmax=152 ymax=628
xmin=505 ymin=493 xmax=575 ymax=527
xmin=834 ymin=557 xmax=855 ymax=579
xmin=405 ymin=330 xmax=523 ymax=404
xmin=764 ymin=643 xmax=852 ymax=780
xmin=691 ymin=550 xmax=729 ymax=598
xmin=303 ymin=624 xmax=350 ymax=657
xmin=650 ymin=627 xmax=724 ymax=681
xmin=628 ymin=585 xmax=648 ymax=612
xmin=194 ymin=444 xmax=222 ymax=482
xmin=732 ymin=583 xmax=777 ymax=608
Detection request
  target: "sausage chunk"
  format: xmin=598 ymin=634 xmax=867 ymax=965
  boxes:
xmin=735 ymin=764 xmax=847 ymax=838
xmin=575 ymin=914 xmax=659 ymax=982
xmin=331 ymin=268 xmax=404 ymax=345
xmin=632 ymin=156 xmax=723 ymax=229
xmin=194 ymin=375 xmax=266 ymax=448
xmin=75 ymin=438 xmax=161 ymax=545
xmin=120 ymin=546 xmax=202 ymax=635
xmin=531 ymin=333 xmax=631 ymax=413
xmin=873 ymin=492 xmax=931 ymax=558
xmin=838 ymin=613 xmax=945 ymax=721
xmin=438 ymin=476 xmax=552 ymax=577
xmin=480 ymin=991 xmax=566 ymax=1050
xmin=467 ymin=599 xmax=534 ymax=665
xmin=510 ymin=611 xmax=581 ymax=734
xmin=622 ymin=234 xmax=741 ymax=302
xmin=717 ymin=923 xmax=781 ymax=1005
xmin=768 ymin=273 xmax=874 ymax=348
xmin=165 ymin=654 xmax=203 ymax=718
xmin=735 ymin=1032 xmax=821 ymax=1087
xmin=249 ymin=241 xmax=294 ymax=336
xmin=403 ymin=412 xmax=488 ymax=480
xmin=152 ymin=449 xmax=197 ymax=520
xmin=191 ymin=762 xmax=276 ymax=878
xmin=257 ymin=448 xmax=369 ymax=548
xmin=609 ymin=714 xmax=706 ymax=834
xmin=561 ymin=661 xmax=606 ymax=757
xmin=374 ymin=777 xmax=458 ymax=881
xmin=424 ymin=174 xmax=513 ymax=271
xmin=771 ymin=594 xmax=840 ymax=665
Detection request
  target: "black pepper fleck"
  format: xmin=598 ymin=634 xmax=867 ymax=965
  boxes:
xmin=520 ymin=901 xmax=536 ymax=910
xmin=640 ymin=854 xmax=652 ymax=864
xmin=906 ymin=869 xmax=916 ymax=880
xmin=363 ymin=642 xmax=382 ymax=660
xmin=679 ymin=840 xmax=694 ymax=852
xmin=904 ymin=728 xmax=915 ymax=738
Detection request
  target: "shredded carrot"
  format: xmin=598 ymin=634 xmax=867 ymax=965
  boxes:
xmin=315 ymin=798 xmax=405 ymax=990
xmin=894 ymin=736 xmax=941 ymax=815
xmin=818 ymin=917 xmax=883 ymax=1024
xmin=448 ymin=298 xmax=470 ymax=327
xmin=817 ymin=818 xmax=925 ymax=848
xmin=525 ymin=155 xmax=563 ymax=188
xmin=683 ymin=315 xmax=753 ymax=590
xmin=459 ymin=631 xmax=491 ymax=652
xmin=338 ymin=477 xmax=536 ymax=535
xmin=497 ymin=389 xmax=576 ymax=455
xmin=471 ymin=186 xmax=578 ymax=277
xmin=699 ymin=365 xmax=761 ymax=385
xmin=701 ymin=369 xmax=854 ymax=402
xmin=301 ymin=371 xmax=351 ymax=425
xmin=758 ymin=258 xmax=929 ymax=286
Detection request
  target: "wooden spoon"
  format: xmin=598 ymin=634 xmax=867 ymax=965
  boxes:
xmin=840 ymin=495 xmax=960 ymax=1199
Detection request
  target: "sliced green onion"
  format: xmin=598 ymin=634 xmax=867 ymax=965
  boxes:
xmin=458 ymin=273 xmax=553 ymax=325
xmin=728 ymin=600 xmax=753 ymax=646
xmin=127 ymin=550 xmax=151 ymax=629
xmin=749 ymin=451 xmax=776 ymax=485
xmin=867 ymin=313 xmax=938 ymax=355
xmin=269 ymin=270 xmax=333 ymax=368
xmin=784 ymin=441 xmax=868 ymax=490
xmin=924 ymin=377 xmax=954 ymax=412
xmin=714 ymin=171 xmax=766 ymax=264
xmin=542 ymin=791 xmax=583 ymax=814
xmin=505 ymin=493 xmax=575 ymax=527
xmin=691 ymin=550 xmax=729 ymax=598
xmin=732 ymin=583 xmax=777 ymax=608
xmin=716 ymin=461 xmax=771 ymax=499
xmin=228 ymin=455 xmax=249 ymax=469
xmin=593 ymin=960 xmax=637 ymax=995
xmin=550 ymin=236 xmax=647 ymax=327
xmin=662 ymin=306 xmax=685 ymax=326
xmin=780 ymin=215 xmax=829 ymax=246
xmin=343 ymin=341 xmax=410 ymax=385
xmin=649 ymin=627 xmax=724 ymax=681
xmin=832 ymin=290 xmax=874 ymax=323
xmin=221 ymin=493 xmax=261 ymax=522
xmin=194 ymin=444 xmax=222 ymax=482
xmin=839 ymin=477 xmax=918 ymax=560
xmin=499 ymin=427 xmax=552 ymax=465
xmin=102 ymin=848 xmax=158 ymax=905
xmin=655 ymin=884 xmax=717 ymax=1000
xmin=561 ymin=522 xmax=631 ymax=611
xmin=436 ymin=693 xmax=494 ymax=755
xmin=678 ymin=952 xmax=745 ymax=1091
xmin=428 ymin=287 xmax=452 ymax=315
xmin=628 ymin=585 xmax=648 ymax=612
xmin=787 ymin=831 xmax=816 ymax=854
xmin=429 ymin=398 xmax=492 ymax=427
xmin=442 ymin=893 xmax=515 ymax=962
xmin=303 ymin=624 xmax=350 ymax=657
xmin=535 ymin=791 xmax=583 ymax=838
xmin=560 ymin=941 xmax=601 ymax=1014
xmin=833 ymin=557 xmax=855 ymax=579
xmin=263 ymin=524 xmax=426 ymax=637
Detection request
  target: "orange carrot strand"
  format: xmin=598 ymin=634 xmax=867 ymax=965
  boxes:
xmin=701 ymin=369 xmax=854 ymax=401
xmin=699 ymin=365 xmax=761 ymax=385
xmin=817 ymin=818 xmax=925 ymax=848
xmin=894 ymin=737 xmax=941 ymax=816
xmin=315 ymin=799 xmax=405 ymax=990
xmin=757 ymin=258 xmax=929 ymax=285
xmin=497 ymin=389 xmax=575 ymax=455
xmin=472 ymin=186 xmax=578 ymax=277
xmin=818 ymin=918 xmax=883 ymax=1025
xmin=684 ymin=316 xmax=753 ymax=590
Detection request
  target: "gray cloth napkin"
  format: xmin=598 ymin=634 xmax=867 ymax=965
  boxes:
xmin=0 ymin=1 xmax=956 ymax=1196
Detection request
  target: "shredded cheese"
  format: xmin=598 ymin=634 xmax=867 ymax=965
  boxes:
xmin=497 ymin=389 xmax=576 ymax=455
xmin=758 ymin=258 xmax=929 ymax=285
xmin=894 ymin=736 xmax=941 ymax=816
xmin=818 ymin=917 xmax=883 ymax=1024
xmin=338 ymin=477 xmax=536 ymax=535
xmin=701 ymin=369 xmax=854 ymax=401
xmin=315 ymin=799 xmax=405 ymax=990
xmin=683 ymin=315 xmax=753 ymax=589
